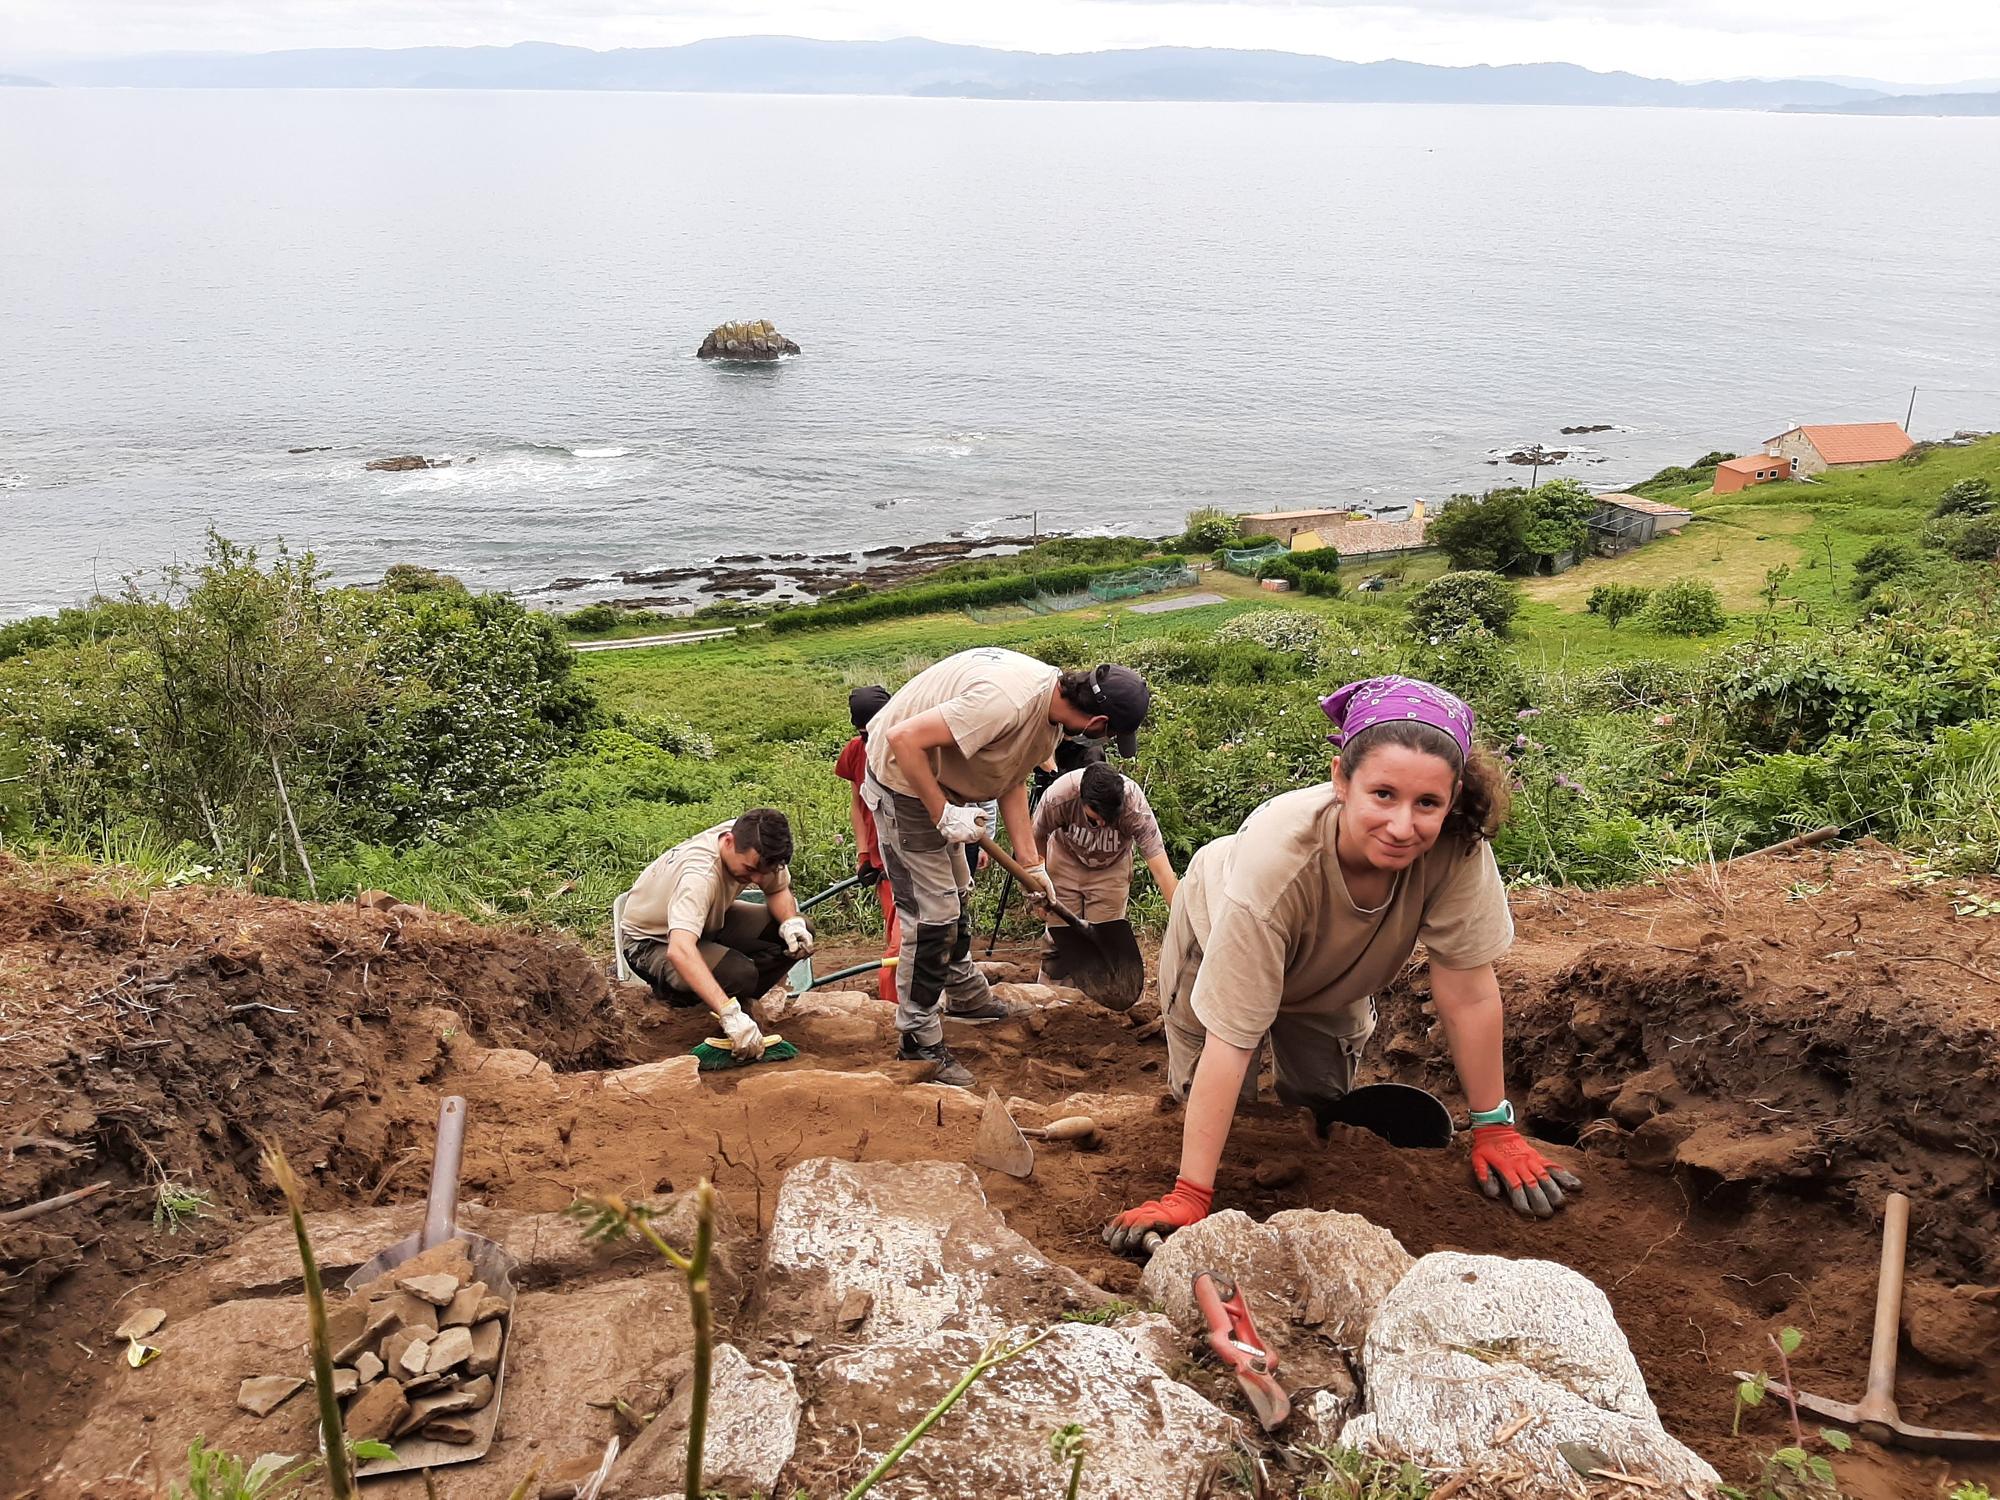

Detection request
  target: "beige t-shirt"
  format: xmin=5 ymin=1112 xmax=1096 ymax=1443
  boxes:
xmin=865 ymin=647 xmax=1062 ymax=802
xmin=619 ymin=823 xmax=791 ymax=944
xmin=1163 ymin=783 xmax=1513 ymax=1050
xmin=1034 ymin=769 xmax=1168 ymax=870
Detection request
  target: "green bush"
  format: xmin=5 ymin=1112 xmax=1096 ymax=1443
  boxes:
xmin=1585 ymin=583 xmax=1650 ymax=629
xmin=1406 ymin=571 xmax=1521 ymax=638
xmin=1640 ymin=577 xmax=1726 ymax=637
xmin=1256 ymin=547 xmax=1344 ymax=597
xmin=765 ymin=557 xmax=1186 ymax=633
xmin=564 ymin=602 xmax=626 ymax=634
xmin=1924 ymin=514 xmax=2000 ymax=562
xmin=379 ymin=563 xmax=468 ymax=596
xmin=1427 ymin=490 xmax=1531 ymax=573
xmin=1213 ymin=609 xmax=1329 ymax=659
xmin=1178 ymin=507 xmax=1243 ymax=551
xmin=1933 ymin=477 xmax=1994 ymax=518
xmin=1519 ymin=479 xmax=1597 ymax=560
xmin=1849 ymin=542 xmax=1919 ymax=601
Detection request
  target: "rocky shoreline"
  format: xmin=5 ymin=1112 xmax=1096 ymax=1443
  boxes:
xmin=536 ymin=533 xmax=1051 ymax=613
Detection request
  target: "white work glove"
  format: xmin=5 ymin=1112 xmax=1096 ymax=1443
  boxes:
xmin=936 ymin=804 xmax=990 ymax=845
xmin=717 ymin=1002 xmax=765 ymax=1060
xmin=779 ymin=916 xmax=814 ymax=958
xmin=1019 ymin=862 xmax=1058 ymax=912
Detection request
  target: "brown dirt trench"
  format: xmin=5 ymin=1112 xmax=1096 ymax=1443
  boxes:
xmin=1 ymin=844 xmax=1996 ymax=1500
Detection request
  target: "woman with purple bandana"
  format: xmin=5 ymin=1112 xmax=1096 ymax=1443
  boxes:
xmin=1104 ymin=675 xmax=1582 ymax=1252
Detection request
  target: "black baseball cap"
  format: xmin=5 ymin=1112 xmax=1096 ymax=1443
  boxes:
xmin=849 ymin=684 xmax=891 ymax=731
xmin=1085 ymin=664 xmax=1150 ymax=757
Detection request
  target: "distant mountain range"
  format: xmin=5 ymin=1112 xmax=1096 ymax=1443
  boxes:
xmin=6 ymin=36 xmax=1975 ymax=110
xmin=1782 ymin=91 xmax=2000 ymax=116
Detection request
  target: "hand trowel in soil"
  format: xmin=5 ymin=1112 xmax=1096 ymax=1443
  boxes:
xmin=972 ymin=1091 xmax=1036 ymax=1178
xmin=330 ymin=1096 xmax=519 ymax=1478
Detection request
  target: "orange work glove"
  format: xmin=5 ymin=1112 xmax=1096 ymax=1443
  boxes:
xmin=1470 ymin=1125 xmax=1583 ymax=1219
xmin=1102 ymin=1177 xmax=1213 ymax=1254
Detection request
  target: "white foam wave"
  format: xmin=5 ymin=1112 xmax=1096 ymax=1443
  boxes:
xmin=0 ymin=472 xmax=25 ymax=490
xmin=570 ymin=445 xmax=630 ymax=459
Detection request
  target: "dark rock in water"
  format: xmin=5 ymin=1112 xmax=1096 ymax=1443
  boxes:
xmin=545 ymin=577 xmax=596 ymax=592
xmin=617 ymin=567 xmax=704 ymax=586
xmin=697 ymin=320 xmax=800 ymax=361
xmin=366 ymin=455 xmax=450 ymax=472
xmin=862 ymin=546 xmax=902 ymax=558
xmin=288 ymin=445 xmax=333 ymax=454
xmin=714 ymin=553 xmax=761 ymax=564
xmin=1501 ymin=448 xmax=1570 ymax=466
xmin=1559 ymin=424 xmax=1614 ymax=435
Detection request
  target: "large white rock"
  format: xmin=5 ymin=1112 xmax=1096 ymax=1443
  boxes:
xmin=761 ymin=1158 xmax=1107 ymax=1340
xmin=1340 ymin=1252 xmax=1719 ymax=1492
xmin=608 ymin=1343 xmax=799 ymax=1498
xmin=1138 ymin=1206 xmax=1412 ymax=1412
xmin=799 ymin=1322 xmax=1240 ymax=1499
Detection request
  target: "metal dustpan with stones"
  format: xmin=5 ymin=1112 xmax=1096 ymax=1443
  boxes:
xmin=328 ymin=1096 xmax=519 ymax=1478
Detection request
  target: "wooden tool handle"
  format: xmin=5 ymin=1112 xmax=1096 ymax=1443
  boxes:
xmin=421 ymin=1096 xmax=468 ymax=1251
xmin=977 ymin=835 xmax=1088 ymax=930
xmin=1857 ymin=1192 xmax=1910 ymax=1427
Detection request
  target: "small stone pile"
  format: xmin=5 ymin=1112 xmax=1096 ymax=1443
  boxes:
xmin=696 ymin=320 xmax=801 ymax=360
xmin=322 ymin=1238 xmax=508 ymax=1447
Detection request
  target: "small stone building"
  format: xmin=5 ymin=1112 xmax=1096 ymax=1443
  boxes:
xmin=1765 ymin=422 xmax=1914 ymax=477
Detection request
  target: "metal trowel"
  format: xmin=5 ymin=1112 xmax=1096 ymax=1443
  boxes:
xmin=972 ymin=1091 xmax=1035 ymax=1178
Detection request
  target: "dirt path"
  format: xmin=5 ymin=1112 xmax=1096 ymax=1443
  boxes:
xmin=2 ymin=846 xmax=1996 ymax=1498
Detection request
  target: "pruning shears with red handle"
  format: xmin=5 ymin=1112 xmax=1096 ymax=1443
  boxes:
xmin=1193 ymin=1269 xmax=1290 ymax=1431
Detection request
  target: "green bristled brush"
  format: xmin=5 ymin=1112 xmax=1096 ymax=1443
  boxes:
xmin=689 ymin=1031 xmax=801 ymax=1071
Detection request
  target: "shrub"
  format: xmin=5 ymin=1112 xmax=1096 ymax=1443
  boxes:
xmin=1214 ymin=610 xmax=1328 ymax=659
xmin=764 ymin=558 xmax=1186 ymax=633
xmin=1585 ymin=583 xmax=1650 ymax=629
xmin=1178 ymin=507 xmax=1243 ymax=551
xmin=1933 ymin=477 xmax=1994 ymax=518
xmin=1256 ymin=547 xmax=1343 ymax=597
xmin=564 ymin=602 xmax=626 ymax=634
xmin=1520 ymin=479 xmax=1597 ymax=561
xmin=1427 ymin=490 xmax=1531 ymax=573
xmin=379 ymin=563 xmax=468 ymax=596
xmin=1406 ymin=571 xmax=1521 ymax=638
xmin=1640 ymin=577 xmax=1726 ymax=637
xmin=1849 ymin=542 xmax=1918 ymax=601
xmin=1924 ymin=514 xmax=2000 ymax=562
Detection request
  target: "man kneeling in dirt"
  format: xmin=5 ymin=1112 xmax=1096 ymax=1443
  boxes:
xmin=865 ymin=648 xmax=1151 ymax=1088
xmin=1033 ymin=761 xmax=1178 ymax=985
xmin=617 ymin=809 xmax=813 ymax=1061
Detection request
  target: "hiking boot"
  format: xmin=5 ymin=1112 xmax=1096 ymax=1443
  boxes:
xmin=897 ymin=1037 xmax=974 ymax=1089
xmin=943 ymin=991 xmax=1025 ymax=1024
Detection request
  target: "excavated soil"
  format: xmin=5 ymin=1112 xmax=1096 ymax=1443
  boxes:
xmin=2 ymin=844 xmax=1998 ymax=1499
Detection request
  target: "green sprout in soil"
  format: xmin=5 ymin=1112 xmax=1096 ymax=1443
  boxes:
xmin=1050 ymin=1423 xmax=1088 ymax=1500
xmin=1725 ymin=1326 xmax=1851 ymax=1500
xmin=1060 ymin=1300 xmax=1137 ymax=1326
xmin=154 ymin=1178 xmax=214 ymax=1234
xmin=1299 ymin=1444 xmax=1433 ymax=1500
xmin=169 ymin=1440 xmax=320 ymax=1500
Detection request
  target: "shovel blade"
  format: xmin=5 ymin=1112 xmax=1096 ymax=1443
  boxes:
xmin=972 ymin=1090 xmax=1035 ymax=1178
xmin=1042 ymin=918 xmax=1145 ymax=1011
xmin=1319 ymin=1083 xmax=1456 ymax=1149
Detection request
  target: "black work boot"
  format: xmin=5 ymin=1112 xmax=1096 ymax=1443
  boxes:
xmin=944 ymin=989 xmax=1026 ymax=1024
xmin=897 ymin=1036 xmax=974 ymax=1089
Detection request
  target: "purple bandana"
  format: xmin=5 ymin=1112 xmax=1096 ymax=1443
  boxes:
xmin=1320 ymin=676 xmax=1475 ymax=762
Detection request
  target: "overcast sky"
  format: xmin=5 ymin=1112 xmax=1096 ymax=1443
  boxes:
xmin=8 ymin=0 xmax=1996 ymax=85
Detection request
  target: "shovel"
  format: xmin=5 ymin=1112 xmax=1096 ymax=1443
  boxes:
xmin=977 ymin=835 xmax=1145 ymax=1011
xmin=1740 ymin=1192 xmax=2000 ymax=1457
xmin=334 ymin=1097 xmax=518 ymax=1477
xmin=1317 ymin=1083 xmax=1455 ymax=1148
xmin=972 ymin=1091 xmax=1035 ymax=1179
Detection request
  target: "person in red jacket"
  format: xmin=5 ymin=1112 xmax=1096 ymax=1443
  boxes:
xmin=835 ymin=685 xmax=898 ymax=1005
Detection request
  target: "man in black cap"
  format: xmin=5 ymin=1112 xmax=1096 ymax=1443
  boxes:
xmin=834 ymin=684 xmax=898 ymax=1006
xmin=862 ymin=649 xmax=1150 ymax=1087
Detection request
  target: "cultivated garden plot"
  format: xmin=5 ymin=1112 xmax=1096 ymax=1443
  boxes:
xmin=1 ymin=845 xmax=1995 ymax=1499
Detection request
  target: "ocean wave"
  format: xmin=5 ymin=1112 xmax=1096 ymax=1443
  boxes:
xmin=570 ymin=445 xmax=631 ymax=459
xmin=0 ymin=472 xmax=25 ymax=490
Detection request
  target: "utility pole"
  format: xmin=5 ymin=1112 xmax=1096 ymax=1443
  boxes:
xmin=1905 ymin=385 xmax=1917 ymax=432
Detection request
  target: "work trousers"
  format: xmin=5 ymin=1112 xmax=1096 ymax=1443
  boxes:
xmin=623 ymin=901 xmax=792 ymax=1007
xmin=1158 ymin=930 xmax=1376 ymax=1124
xmin=863 ymin=776 xmax=992 ymax=1047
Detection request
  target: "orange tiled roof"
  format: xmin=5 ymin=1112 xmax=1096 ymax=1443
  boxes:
xmin=1768 ymin=423 xmax=1914 ymax=465
xmin=1714 ymin=456 xmax=1785 ymax=477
